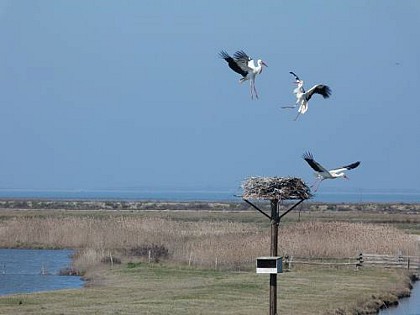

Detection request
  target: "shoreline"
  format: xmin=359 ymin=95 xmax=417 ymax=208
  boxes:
xmin=0 ymin=199 xmax=419 ymax=212
xmin=0 ymin=190 xmax=419 ymax=204
xmin=375 ymin=274 xmax=419 ymax=314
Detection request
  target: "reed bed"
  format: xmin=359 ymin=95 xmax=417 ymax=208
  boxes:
xmin=0 ymin=215 xmax=417 ymax=272
xmin=278 ymin=221 xmax=417 ymax=258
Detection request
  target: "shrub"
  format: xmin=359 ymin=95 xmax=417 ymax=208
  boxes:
xmin=127 ymin=244 xmax=169 ymax=262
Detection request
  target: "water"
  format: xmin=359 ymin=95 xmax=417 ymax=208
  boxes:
xmin=0 ymin=189 xmax=419 ymax=203
xmin=313 ymin=192 xmax=420 ymax=203
xmin=0 ymin=189 xmax=238 ymax=202
xmin=0 ymin=249 xmax=84 ymax=296
xmin=379 ymin=281 xmax=420 ymax=315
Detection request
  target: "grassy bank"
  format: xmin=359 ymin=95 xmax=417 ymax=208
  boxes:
xmin=0 ymin=263 xmax=415 ymax=315
xmin=0 ymin=203 xmax=419 ymax=314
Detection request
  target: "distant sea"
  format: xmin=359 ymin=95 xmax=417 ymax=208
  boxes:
xmin=0 ymin=189 xmax=419 ymax=203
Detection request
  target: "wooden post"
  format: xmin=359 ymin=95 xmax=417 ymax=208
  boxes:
xmin=243 ymin=197 xmax=306 ymax=315
xmin=270 ymin=199 xmax=279 ymax=315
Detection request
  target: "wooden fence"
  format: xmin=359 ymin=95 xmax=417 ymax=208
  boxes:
xmin=284 ymin=253 xmax=420 ymax=270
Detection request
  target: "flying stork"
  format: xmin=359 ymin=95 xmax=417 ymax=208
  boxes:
xmin=282 ymin=72 xmax=331 ymax=120
xmin=219 ymin=50 xmax=268 ymax=100
xmin=302 ymin=151 xmax=361 ymax=192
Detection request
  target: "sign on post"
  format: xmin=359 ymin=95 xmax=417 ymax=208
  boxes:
xmin=256 ymin=256 xmax=283 ymax=274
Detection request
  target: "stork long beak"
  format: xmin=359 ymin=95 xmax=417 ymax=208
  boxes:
xmin=344 ymin=175 xmax=350 ymax=180
xmin=262 ymin=61 xmax=268 ymax=67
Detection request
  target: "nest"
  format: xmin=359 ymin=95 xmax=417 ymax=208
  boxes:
xmin=241 ymin=176 xmax=312 ymax=200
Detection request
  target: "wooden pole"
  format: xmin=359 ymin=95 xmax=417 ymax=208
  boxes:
xmin=243 ymin=197 xmax=306 ymax=315
xmin=270 ymin=199 xmax=279 ymax=315
xmin=243 ymin=199 xmax=272 ymax=220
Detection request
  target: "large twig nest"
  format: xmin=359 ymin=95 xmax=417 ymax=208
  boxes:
xmin=242 ymin=176 xmax=312 ymax=200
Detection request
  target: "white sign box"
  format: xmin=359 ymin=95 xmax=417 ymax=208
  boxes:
xmin=256 ymin=256 xmax=283 ymax=274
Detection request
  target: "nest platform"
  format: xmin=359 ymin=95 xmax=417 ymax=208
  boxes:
xmin=242 ymin=176 xmax=312 ymax=200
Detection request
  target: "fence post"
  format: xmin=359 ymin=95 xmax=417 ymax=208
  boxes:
xmin=356 ymin=253 xmax=364 ymax=269
xmin=284 ymin=255 xmax=290 ymax=271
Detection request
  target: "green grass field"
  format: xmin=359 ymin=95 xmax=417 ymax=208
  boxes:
xmin=0 ymin=263 xmax=412 ymax=315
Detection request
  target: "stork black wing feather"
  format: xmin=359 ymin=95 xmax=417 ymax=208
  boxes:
xmin=233 ymin=50 xmax=251 ymax=61
xmin=219 ymin=50 xmax=248 ymax=77
xmin=318 ymin=85 xmax=332 ymax=98
xmin=343 ymin=161 xmax=361 ymax=170
xmin=219 ymin=50 xmax=231 ymax=60
xmin=289 ymin=71 xmax=300 ymax=81
xmin=302 ymin=151 xmax=325 ymax=172
xmin=306 ymin=85 xmax=332 ymax=101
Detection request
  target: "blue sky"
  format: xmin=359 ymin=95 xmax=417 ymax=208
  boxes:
xmin=0 ymin=1 xmax=419 ymax=193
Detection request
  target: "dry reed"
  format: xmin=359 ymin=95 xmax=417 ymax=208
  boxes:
xmin=0 ymin=215 xmax=417 ymax=272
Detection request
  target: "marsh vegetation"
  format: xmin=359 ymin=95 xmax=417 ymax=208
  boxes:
xmin=0 ymin=202 xmax=419 ymax=314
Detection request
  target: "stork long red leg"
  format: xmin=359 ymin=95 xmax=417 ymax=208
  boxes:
xmin=312 ymin=178 xmax=325 ymax=192
xmin=253 ymin=81 xmax=259 ymax=99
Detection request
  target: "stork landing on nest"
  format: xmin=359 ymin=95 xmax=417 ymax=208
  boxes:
xmin=302 ymin=151 xmax=361 ymax=192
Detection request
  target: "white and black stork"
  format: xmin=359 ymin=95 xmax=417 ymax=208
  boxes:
xmin=219 ymin=50 xmax=267 ymax=100
xmin=282 ymin=72 xmax=331 ymax=120
xmin=302 ymin=151 xmax=360 ymax=191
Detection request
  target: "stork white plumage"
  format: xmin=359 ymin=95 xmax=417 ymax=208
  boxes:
xmin=219 ymin=50 xmax=267 ymax=100
xmin=302 ymin=151 xmax=361 ymax=192
xmin=282 ymin=72 xmax=331 ymax=120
